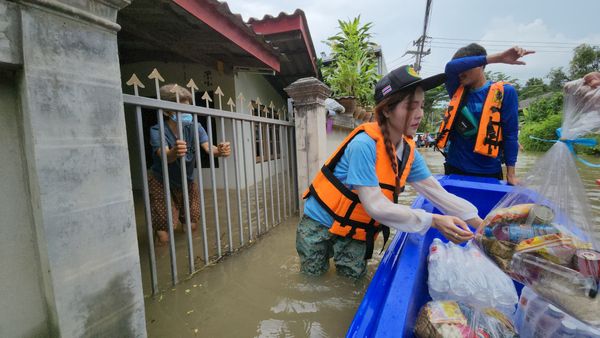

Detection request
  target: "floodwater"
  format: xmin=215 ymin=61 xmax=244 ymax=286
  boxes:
xmin=142 ymin=147 xmax=600 ymax=337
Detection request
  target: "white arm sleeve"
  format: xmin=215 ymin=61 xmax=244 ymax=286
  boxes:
xmin=357 ymin=186 xmax=432 ymax=234
xmin=409 ymin=176 xmax=479 ymax=221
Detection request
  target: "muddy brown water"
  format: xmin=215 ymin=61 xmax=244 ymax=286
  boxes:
xmin=137 ymin=148 xmax=600 ymax=337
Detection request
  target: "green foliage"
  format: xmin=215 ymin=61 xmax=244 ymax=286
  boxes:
xmin=522 ymin=92 xmax=563 ymax=122
xmin=520 ymin=77 xmax=549 ymax=100
xmin=519 ymin=114 xmax=563 ymax=152
xmin=519 ymin=92 xmax=563 ymax=151
xmin=574 ymin=134 xmax=600 ymax=155
xmin=485 ymin=71 xmax=521 ymax=91
xmin=420 ymin=84 xmax=448 ymax=132
xmin=547 ymin=67 xmax=570 ymax=91
xmin=321 ymin=16 xmax=380 ymax=106
xmin=570 ymin=44 xmax=600 ymax=79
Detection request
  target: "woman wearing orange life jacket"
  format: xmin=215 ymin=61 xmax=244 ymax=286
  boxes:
xmin=297 ymin=65 xmax=484 ymax=279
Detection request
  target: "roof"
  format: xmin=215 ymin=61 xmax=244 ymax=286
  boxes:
xmin=118 ymin=0 xmax=280 ymax=71
xmin=248 ymin=9 xmax=319 ymax=87
xmin=118 ymin=0 xmax=318 ymax=89
xmin=518 ymin=92 xmax=555 ymax=110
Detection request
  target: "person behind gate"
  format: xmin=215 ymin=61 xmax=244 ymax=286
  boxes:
xmin=436 ymin=44 xmax=534 ymax=185
xmin=296 ymin=65 xmax=485 ymax=279
xmin=149 ymin=84 xmax=232 ymax=244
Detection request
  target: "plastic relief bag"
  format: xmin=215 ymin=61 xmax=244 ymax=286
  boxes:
xmin=427 ymin=239 xmax=518 ymax=316
xmin=414 ymin=300 xmax=518 ymax=338
xmin=475 ymin=79 xmax=600 ymax=327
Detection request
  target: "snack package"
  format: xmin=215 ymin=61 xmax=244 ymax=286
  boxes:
xmin=414 ymin=300 xmax=518 ymax=338
xmin=475 ymin=79 xmax=600 ymax=327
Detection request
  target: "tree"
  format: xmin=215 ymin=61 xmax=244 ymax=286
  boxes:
xmin=520 ymin=77 xmax=549 ymax=100
xmin=485 ymin=70 xmax=521 ymax=92
xmin=569 ymin=44 xmax=600 ymax=79
xmin=420 ymin=84 xmax=448 ymax=132
xmin=546 ymin=67 xmax=570 ymax=91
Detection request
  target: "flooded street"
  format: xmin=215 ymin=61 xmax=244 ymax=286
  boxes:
xmin=142 ymin=148 xmax=600 ymax=337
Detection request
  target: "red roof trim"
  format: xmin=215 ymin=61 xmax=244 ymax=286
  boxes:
xmin=248 ymin=10 xmax=318 ymax=77
xmin=172 ymin=0 xmax=280 ymax=72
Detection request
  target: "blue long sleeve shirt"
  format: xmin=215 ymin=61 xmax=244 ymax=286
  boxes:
xmin=444 ymin=56 xmax=520 ymax=174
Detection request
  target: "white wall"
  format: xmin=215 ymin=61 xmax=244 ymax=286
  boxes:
xmin=234 ymin=72 xmax=289 ymax=191
xmin=121 ymin=63 xmax=291 ymax=193
xmin=326 ymin=126 xmax=352 ymax=156
xmin=0 ymin=71 xmax=49 ymax=337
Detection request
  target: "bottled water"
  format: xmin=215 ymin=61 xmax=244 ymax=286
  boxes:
xmin=550 ymin=319 xmax=576 ymax=338
xmin=520 ymin=294 xmax=547 ymax=338
xmin=534 ymin=305 xmax=564 ymax=338
xmin=446 ymin=242 xmax=469 ymax=300
xmin=514 ymin=287 xmax=535 ymax=330
xmin=427 ymin=238 xmax=449 ymax=300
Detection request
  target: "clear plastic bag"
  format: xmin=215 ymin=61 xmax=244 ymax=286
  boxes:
xmin=476 ymin=79 xmax=600 ymax=327
xmin=414 ymin=300 xmax=518 ymax=338
xmin=515 ymin=286 xmax=600 ymax=338
xmin=427 ymin=240 xmax=518 ymax=315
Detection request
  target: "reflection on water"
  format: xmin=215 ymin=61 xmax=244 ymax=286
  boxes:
xmin=145 ymin=148 xmax=600 ymax=337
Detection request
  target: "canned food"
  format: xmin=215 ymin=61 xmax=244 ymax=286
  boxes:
xmin=574 ymin=249 xmax=600 ymax=282
xmin=526 ymin=204 xmax=554 ymax=225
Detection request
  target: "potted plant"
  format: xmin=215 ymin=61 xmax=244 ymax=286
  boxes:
xmin=322 ymin=16 xmax=380 ymax=116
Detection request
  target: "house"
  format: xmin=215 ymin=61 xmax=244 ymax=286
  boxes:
xmin=116 ymin=0 xmax=324 ymax=300
xmin=0 ymin=0 xmax=326 ymax=335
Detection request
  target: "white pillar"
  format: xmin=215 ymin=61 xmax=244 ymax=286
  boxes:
xmin=285 ymin=77 xmax=331 ymax=214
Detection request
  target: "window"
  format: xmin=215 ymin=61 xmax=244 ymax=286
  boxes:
xmin=252 ymin=101 xmax=281 ymax=163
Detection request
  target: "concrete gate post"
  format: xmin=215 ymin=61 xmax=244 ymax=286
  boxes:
xmin=3 ymin=0 xmax=147 ymax=336
xmin=284 ymin=78 xmax=331 ymax=214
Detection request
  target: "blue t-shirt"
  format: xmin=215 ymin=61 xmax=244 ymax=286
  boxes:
xmin=304 ymin=133 xmax=431 ymax=227
xmin=444 ymin=56 xmax=520 ymax=174
xmin=150 ymin=122 xmax=209 ymax=188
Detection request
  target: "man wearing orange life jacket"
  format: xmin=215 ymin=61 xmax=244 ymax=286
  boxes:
xmin=296 ymin=65 xmax=484 ymax=279
xmin=436 ymin=45 xmax=534 ymax=185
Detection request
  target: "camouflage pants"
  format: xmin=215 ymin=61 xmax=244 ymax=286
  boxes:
xmin=296 ymin=215 xmax=367 ymax=279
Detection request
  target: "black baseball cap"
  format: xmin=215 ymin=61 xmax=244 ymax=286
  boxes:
xmin=374 ymin=65 xmax=446 ymax=104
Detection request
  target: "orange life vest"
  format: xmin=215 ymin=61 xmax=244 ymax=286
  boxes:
xmin=436 ymin=82 xmax=505 ymax=158
xmin=302 ymin=122 xmax=415 ymax=259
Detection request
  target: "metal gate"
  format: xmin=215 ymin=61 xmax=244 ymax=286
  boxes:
xmin=122 ymin=70 xmax=299 ymax=295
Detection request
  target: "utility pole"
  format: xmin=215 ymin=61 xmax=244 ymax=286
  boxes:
xmin=406 ymin=0 xmax=433 ymax=72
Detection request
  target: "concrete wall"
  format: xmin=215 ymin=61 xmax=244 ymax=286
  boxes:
xmin=326 ymin=126 xmax=352 ymax=156
xmin=0 ymin=70 xmax=49 ymax=338
xmin=3 ymin=0 xmax=148 ymax=336
xmin=0 ymin=1 xmax=21 ymax=66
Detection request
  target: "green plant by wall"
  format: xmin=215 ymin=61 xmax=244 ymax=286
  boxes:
xmin=520 ymin=114 xmax=563 ymax=152
xmin=519 ymin=92 xmax=563 ymax=152
xmin=322 ymin=16 xmax=380 ymax=107
xmin=522 ymin=92 xmax=563 ymax=123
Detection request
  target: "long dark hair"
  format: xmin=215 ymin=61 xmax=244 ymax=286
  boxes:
xmin=373 ymin=88 xmax=416 ymax=177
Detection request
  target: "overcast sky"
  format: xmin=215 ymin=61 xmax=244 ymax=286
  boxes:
xmin=225 ymin=0 xmax=600 ymax=84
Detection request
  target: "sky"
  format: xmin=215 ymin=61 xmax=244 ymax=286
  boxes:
xmin=224 ymin=0 xmax=600 ymax=84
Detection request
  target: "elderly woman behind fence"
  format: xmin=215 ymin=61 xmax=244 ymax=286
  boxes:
xmin=149 ymin=84 xmax=231 ymax=244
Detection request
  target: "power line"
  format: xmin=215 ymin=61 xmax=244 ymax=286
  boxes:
xmin=431 ymin=40 xmax=579 ymax=49
xmin=432 ymin=36 xmax=593 ymax=46
xmin=430 ymin=45 xmax=573 ymax=53
xmin=387 ymin=55 xmax=414 ymax=68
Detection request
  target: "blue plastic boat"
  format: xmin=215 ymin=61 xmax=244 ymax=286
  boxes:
xmin=347 ymin=175 xmax=516 ymax=338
